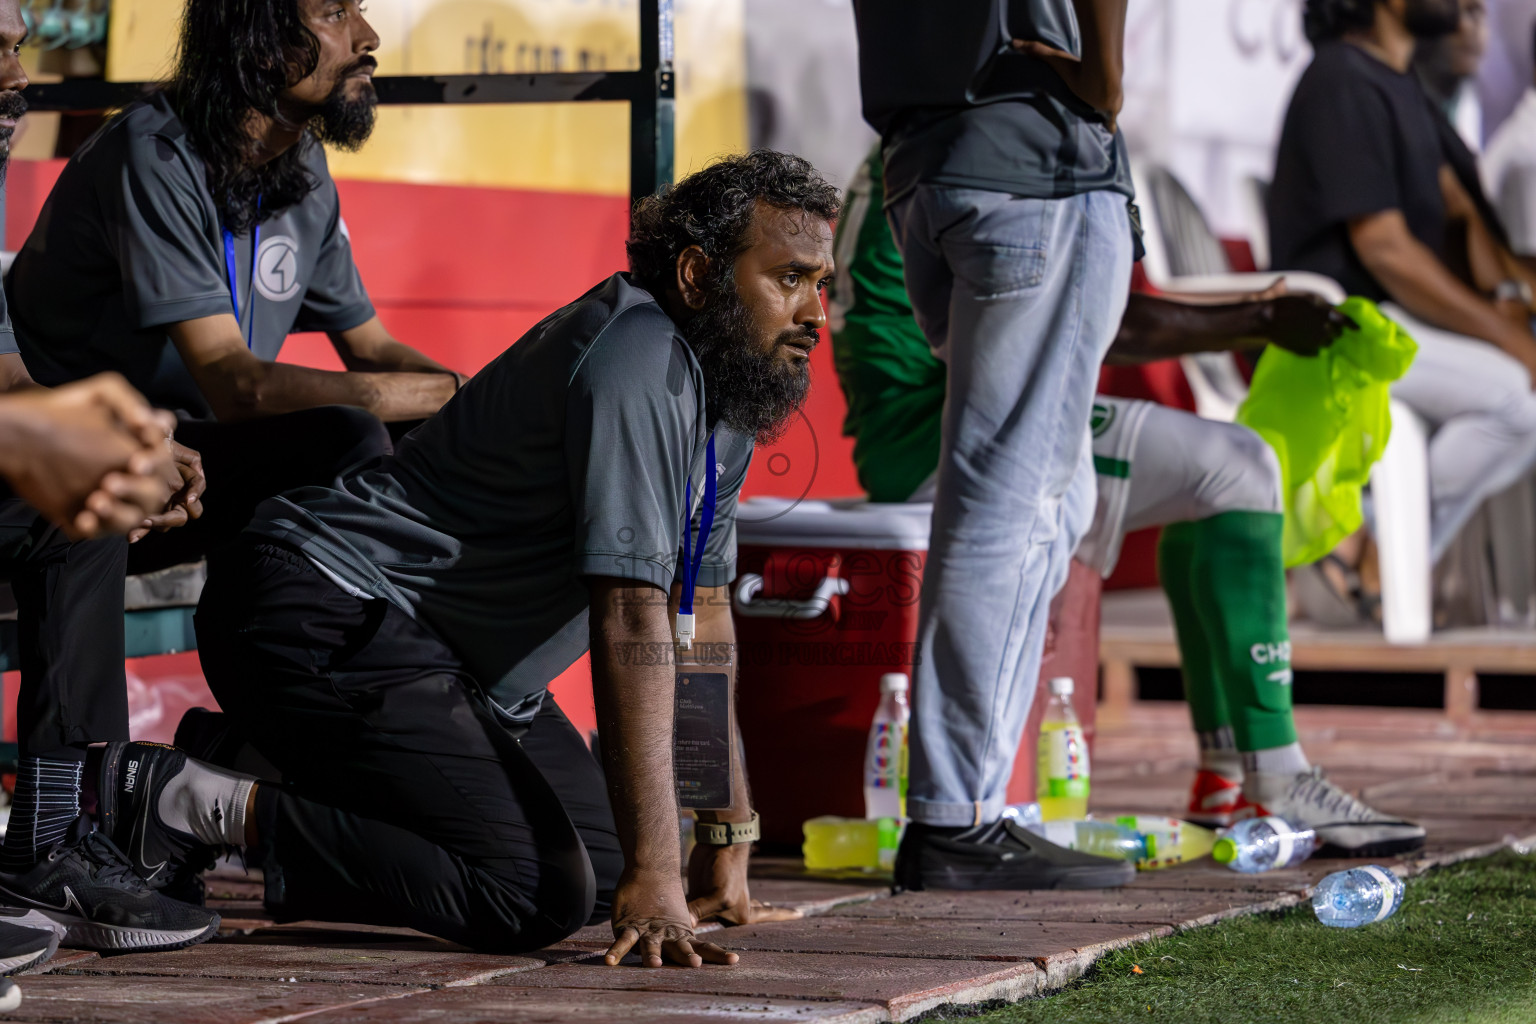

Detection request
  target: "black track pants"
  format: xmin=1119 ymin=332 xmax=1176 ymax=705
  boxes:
xmin=195 ymin=538 xmax=622 ymax=954
xmin=0 ymin=499 xmax=127 ymax=760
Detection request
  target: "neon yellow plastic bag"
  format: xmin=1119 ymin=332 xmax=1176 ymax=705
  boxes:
xmin=1235 ymin=297 xmax=1418 ymax=568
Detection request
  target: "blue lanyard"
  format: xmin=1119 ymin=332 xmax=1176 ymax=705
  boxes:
xmin=222 ymin=199 xmax=261 ymax=349
xmin=676 ymin=433 xmax=717 ymax=648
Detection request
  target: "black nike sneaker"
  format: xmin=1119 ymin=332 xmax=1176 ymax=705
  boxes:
xmin=0 ymin=909 xmax=63 ymax=974
xmin=894 ymin=819 xmax=1138 ymax=892
xmin=0 ymin=816 xmax=219 ymax=952
xmin=98 ymin=741 xmax=228 ymax=906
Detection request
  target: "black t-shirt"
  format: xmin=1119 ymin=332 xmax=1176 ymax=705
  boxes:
xmin=1268 ymin=41 xmax=1447 ymax=302
xmin=5 ymin=93 xmax=375 ymax=419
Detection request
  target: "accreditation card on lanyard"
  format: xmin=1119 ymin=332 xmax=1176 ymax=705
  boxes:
xmin=222 ymin=197 xmax=261 ymax=349
xmin=672 ymin=432 xmax=733 ymax=809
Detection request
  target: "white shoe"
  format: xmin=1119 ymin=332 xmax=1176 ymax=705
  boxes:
xmin=1243 ymin=767 xmax=1425 ymax=858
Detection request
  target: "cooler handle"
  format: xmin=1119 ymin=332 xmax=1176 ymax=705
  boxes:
xmin=732 ymin=573 xmax=850 ymax=620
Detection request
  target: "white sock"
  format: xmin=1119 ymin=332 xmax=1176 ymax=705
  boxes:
xmin=1242 ymin=742 xmax=1310 ymax=777
xmin=1197 ymin=727 xmax=1242 ymax=778
xmin=156 ymin=758 xmax=256 ymax=848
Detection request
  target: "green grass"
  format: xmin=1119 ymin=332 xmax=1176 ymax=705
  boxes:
xmin=946 ymin=850 xmax=1536 ymax=1024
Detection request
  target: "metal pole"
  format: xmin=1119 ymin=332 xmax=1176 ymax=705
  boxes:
xmin=629 ymin=0 xmax=675 ymax=209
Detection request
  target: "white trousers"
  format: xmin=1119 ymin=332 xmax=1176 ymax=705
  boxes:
xmin=1382 ymin=303 xmax=1536 ymax=563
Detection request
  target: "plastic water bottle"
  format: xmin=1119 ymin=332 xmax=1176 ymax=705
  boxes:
xmin=802 ymin=816 xmax=902 ymax=872
xmin=1213 ymin=816 xmax=1319 ymax=873
xmin=1024 ymin=820 xmax=1149 ymax=862
xmin=1111 ymin=815 xmax=1217 ymax=869
xmin=1312 ymin=865 xmax=1406 ymax=928
xmin=864 ymin=673 xmax=910 ymax=821
xmin=1036 ymin=677 xmax=1089 ymax=820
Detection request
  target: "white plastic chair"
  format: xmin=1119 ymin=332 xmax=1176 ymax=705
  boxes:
xmin=1133 ymin=163 xmax=1432 ymax=641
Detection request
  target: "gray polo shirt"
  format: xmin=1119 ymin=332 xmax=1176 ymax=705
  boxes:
xmin=247 ymin=273 xmax=753 ymax=711
xmin=5 ymin=92 xmax=374 ymax=419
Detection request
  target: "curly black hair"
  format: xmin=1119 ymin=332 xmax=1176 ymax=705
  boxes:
xmin=165 ymin=0 xmax=326 ymax=233
xmin=1303 ymin=0 xmax=1377 ymax=42
xmin=626 ymin=150 xmax=841 ymax=298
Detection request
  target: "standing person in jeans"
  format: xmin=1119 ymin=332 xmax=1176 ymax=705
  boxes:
xmin=1269 ymin=0 xmax=1536 ymax=575
xmin=832 ymin=146 xmax=1426 ymax=859
xmin=853 ymin=0 xmax=1140 ymax=891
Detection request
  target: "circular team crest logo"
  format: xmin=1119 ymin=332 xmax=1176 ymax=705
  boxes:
xmin=254 ymin=234 xmax=303 ymax=303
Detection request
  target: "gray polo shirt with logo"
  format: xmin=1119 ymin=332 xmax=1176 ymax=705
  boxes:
xmin=247 ymin=273 xmax=753 ymax=712
xmin=5 ymin=91 xmax=374 ymax=419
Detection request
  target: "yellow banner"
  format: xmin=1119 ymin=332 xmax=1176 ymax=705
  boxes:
xmin=104 ymin=0 xmax=745 ymax=195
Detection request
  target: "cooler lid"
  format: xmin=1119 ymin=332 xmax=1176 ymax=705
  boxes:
xmin=734 ymin=497 xmax=932 ymax=551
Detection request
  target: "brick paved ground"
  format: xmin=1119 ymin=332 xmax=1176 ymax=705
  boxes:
xmin=7 ymin=701 xmax=1535 ymax=1023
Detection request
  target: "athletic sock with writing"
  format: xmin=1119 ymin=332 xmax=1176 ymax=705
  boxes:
xmin=0 ymin=756 xmax=82 ymax=871
xmin=1197 ymin=727 xmax=1243 ymax=778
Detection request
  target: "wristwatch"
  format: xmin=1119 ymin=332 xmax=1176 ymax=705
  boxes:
xmin=1494 ymin=279 xmax=1534 ymax=307
xmin=694 ymin=812 xmax=761 ymax=847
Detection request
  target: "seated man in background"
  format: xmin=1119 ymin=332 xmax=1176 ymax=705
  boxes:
xmin=86 ymin=152 xmax=826 ymax=961
xmin=7 ymin=0 xmax=465 ymax=566
xmin=831 ymin=148 xmax=1426 ymax=858
xmin=0 ymin=0 xmax=462 ymax=921
xmin=0 ymin=0 xmax=219 ymax=955
xmin=1269 ymin=0 xmax=1536 ymax=583
xmin=1482 ymin=22 xmax=1536 ymax=260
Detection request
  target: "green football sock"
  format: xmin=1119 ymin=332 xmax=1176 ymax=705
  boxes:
xmin=1158 ymin=521 xmax=1229 ymax=735
xmin=1159 ymin=511 xmax=1298 ymax=752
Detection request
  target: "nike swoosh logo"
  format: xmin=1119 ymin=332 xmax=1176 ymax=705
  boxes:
xmin=134 ymin=761 xmax=167 ymax=882
xmin=0 ymin=882 xmax=85 ymax=917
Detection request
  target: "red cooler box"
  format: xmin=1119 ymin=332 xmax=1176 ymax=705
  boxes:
xmin=733 ymin=498 xmax=1100 ymax=847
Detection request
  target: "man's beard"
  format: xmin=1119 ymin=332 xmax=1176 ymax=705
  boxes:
xmin=0 ymin=90 xmax=27 ymax=188
xmin=1404 ymin=0 xmax=1460 ymax=38
xmin=682 ymin=285 xmax=813 ymax=445
xmin=309 ymin=60 xmax=377 ymax=150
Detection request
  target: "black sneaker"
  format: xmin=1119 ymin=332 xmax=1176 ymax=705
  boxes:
xmin=98 ymin=741 xmax=227 ymax=906
xmin=0 ymin=817 xmax=219 ymax=952
xmin=894 ymin=819 xmax=1138 ymax=892
xmin=0 ymin=910 xmax=62 ymax=974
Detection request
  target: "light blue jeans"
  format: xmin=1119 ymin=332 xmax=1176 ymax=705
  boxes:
xmin=887 ymin=185 xmax=1133 ymax=827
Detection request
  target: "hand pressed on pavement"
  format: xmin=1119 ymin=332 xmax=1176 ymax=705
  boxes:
xmin=605 ymin=868 xmax=738 ymax=968
xmin=687 ymin=841 xmax=802 ymax=928
xmin=128 ymin=438 xmax=207 ymax=542
xmin=0 ymin=373 xmax=178 ymax=539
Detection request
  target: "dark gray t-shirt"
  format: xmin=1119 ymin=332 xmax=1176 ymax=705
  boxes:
xmin=853 ymin=1 xmax=1133 ymax=205
xmin=5 ymin=92 xmax=374 ymax=418
xmin=248 ymin=273 xmax=753 ymax=710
